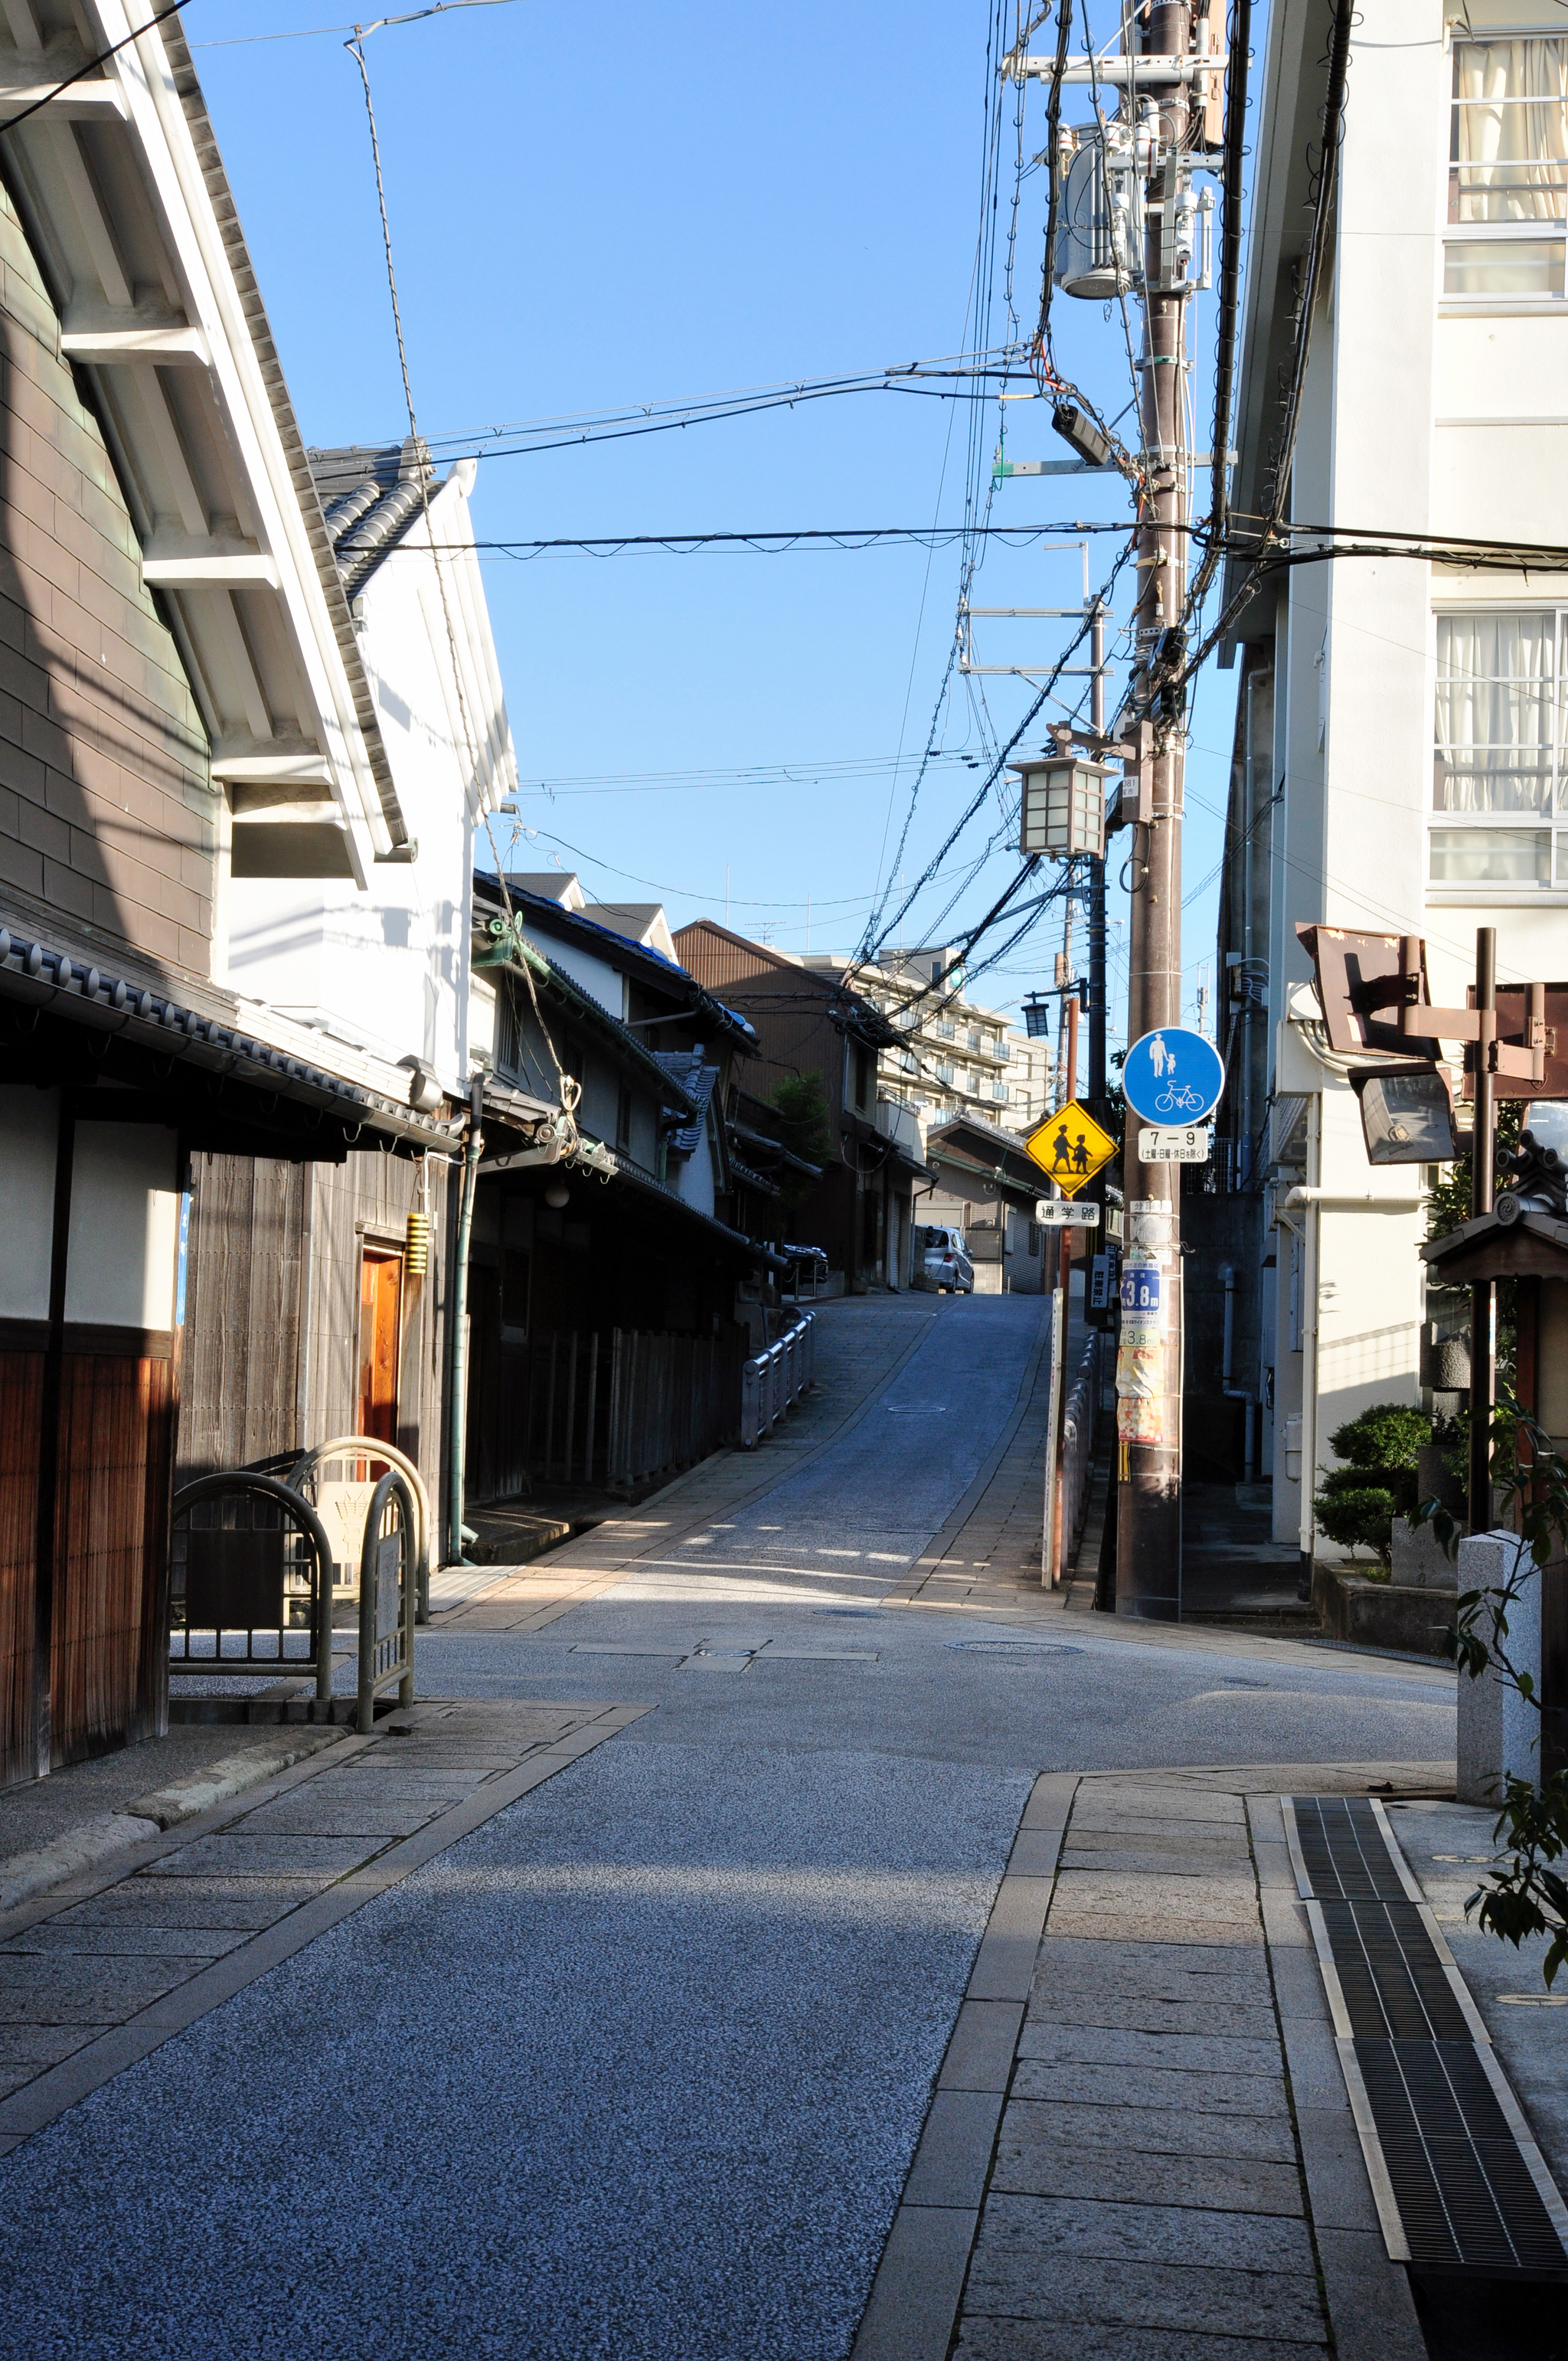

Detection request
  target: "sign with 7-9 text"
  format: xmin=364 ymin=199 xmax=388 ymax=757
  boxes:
xmin=1138 ymin=1125 xmax=1210 ymax=1164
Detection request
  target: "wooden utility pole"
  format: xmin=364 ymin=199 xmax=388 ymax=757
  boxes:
xmin=1115 ymin=0 xmax=1191 ymax=1620
xmin=1049 ymin=992 xmax=1080 ymax=1581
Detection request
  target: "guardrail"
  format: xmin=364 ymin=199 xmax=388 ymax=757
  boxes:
xmin=739 ymin=1312 xmax=817 ymax=1449
xmin=356 ymin=1469 xmax=418 ymax=1734
xmin=168 ymin=1471 xmax=335 ymax=1703
xmin=286 ymin=1436 xmax=434 ymax=1623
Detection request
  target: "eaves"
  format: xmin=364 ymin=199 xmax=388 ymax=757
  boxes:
xmin=0 ymin=918 xmax=450 ymax=1153
xmin=474 ymin=916 xmax=697 ymax=1116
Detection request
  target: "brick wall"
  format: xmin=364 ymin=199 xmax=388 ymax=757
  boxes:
xmin=0 ymin=183 xmax=212 ymax=980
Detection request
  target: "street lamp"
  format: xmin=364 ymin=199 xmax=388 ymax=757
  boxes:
xmin=1011 ymin=752 xmax=1111 ymax=862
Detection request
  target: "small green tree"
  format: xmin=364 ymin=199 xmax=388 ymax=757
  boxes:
xmin=767 ymin=1071 xmax=834 ymax=1235
xmin=1312 ymin=1401 xmax=1430 ymax=1569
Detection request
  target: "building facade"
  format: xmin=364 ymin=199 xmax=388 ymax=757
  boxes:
xmin=1213 ymin=0 xmax=1568 ymax=1559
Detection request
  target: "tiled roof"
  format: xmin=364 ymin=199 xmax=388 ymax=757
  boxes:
xmin=308 ymin=437 xmax=438 ymax=597
xmin=652 ymin=1050 xmax=718 ymax=1152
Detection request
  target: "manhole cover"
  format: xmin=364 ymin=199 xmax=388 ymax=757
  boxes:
xmin=949 ymin=1640 xmax=1084 ymax=1656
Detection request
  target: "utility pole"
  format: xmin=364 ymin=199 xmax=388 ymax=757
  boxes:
xmin=1086 ymin=597 xmax=1109 ymax=1120
xmin=1049 ymin=989 xmax=1080 ymax=1580
xmin=1469 ymin=925 xmax=1497 ymax=1536
xmin=1116 ymin=0 xmax=1192 ymax=1621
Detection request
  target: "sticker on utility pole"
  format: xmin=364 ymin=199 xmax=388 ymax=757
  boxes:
xmin=1122 ymin=1028 xmax=1226 ymax=1127
xmin=1117 ymin=1254 xmax=1169 ymax=1442
xmin=1138 ymin=1126 xmax=1211 ymax=1163
xmin=1024 ymin=1100 xmax=1118 ymax=1196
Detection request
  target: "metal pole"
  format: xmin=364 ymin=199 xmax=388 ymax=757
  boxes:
xmin=1469 ymin=926 xmax=1497 ymax=1535
xmin=445 ymin=1076 xmax=484 ymax=1565
xmin=1116 ymin=0 xmax=1190 ymax=1622
xmin=1088 ymin=600 xmax=1108 ymax=1117
xmin=1049 ymin=994 xmax=1080 ymax=1582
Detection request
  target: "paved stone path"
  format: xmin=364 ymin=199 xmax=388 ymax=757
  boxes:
xmin=858 ymin=1764 xmax=1438 ymax=2361
xmin=0 ymin=1699 xmax=640 ymax=2150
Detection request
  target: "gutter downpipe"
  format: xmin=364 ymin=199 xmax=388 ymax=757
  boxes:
xmin=446 ymin=1074 xmax=485 ymax=1567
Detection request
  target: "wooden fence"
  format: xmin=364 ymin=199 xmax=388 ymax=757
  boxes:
xmin=521 ymin=1329 xmax=744 ymax=1492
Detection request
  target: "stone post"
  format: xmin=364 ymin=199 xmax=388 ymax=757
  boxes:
xmin=1456 ymin=1529 xmax=1541 ymax=1805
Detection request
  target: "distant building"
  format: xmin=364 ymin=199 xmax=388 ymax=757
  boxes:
xmin=799 ymin=947 xmax=1054 ymax=1144
xmin=672 ymin=918 xmax=932 ymax=1291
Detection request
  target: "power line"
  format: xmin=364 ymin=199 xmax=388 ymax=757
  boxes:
xmin=0 ymin=1 xmax=192 ymax=137
xmin=194 ymin=1 xmax=517 ymax=42
xmin=374 ymin=521 xmax=1134 ymax=559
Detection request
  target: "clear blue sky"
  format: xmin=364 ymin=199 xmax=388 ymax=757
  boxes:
xmin=191 ymin=0 xmax=1240 ymax=1047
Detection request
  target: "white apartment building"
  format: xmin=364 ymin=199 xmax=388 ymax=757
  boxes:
xmin=802 ymin=947 xmax=1054 ymax=1143
xmin=1217 ymin=0 xmax=1568 ymax=1559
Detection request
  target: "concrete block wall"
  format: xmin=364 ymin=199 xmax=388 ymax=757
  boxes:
xmin=0 ymin=181 xmax=212 ymax=979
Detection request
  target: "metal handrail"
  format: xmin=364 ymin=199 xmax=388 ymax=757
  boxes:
xmin=356 ymin=1469 xmax=418 ymax=1734
xmin=286 ymin=1435 xmax=433 ymax=1624
xmin=168 ymin=1471 xmax=335 ymax=1702
xmin=739 ymin=1311 xmax=817 ymax=1448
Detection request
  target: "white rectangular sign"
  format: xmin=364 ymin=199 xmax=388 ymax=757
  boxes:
xmin=1034 ymin=1198 xmax=1102 ymax=1227
xmin=1137 ymin=1126 xmax=1211 ymax=1163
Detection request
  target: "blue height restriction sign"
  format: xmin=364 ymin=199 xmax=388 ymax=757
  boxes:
xmin=1122 ymin=1026 xmax=1226 ymax=1127
xmin=1121 ymin=1263 xmax=1163 ymax=1318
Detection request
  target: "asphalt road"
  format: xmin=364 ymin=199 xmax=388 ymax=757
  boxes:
xmin=0 ymin=1294 xmax=1455 ymax=2361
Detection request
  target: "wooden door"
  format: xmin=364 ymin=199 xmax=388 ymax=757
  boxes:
xmin=358 ymin=1249 xmax=403 ymax=1446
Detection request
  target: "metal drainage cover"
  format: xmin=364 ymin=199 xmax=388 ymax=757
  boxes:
xmin=1285 ymin=1794 xmax=1568 ymax=2277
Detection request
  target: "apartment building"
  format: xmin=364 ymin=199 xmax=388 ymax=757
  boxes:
xmin=802 ymin=948 xmax=1054 ymax=1144
xmin=1213 ymin=0 xmax=1568 ymax=1560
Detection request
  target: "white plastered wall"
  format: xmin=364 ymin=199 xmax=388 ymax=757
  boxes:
xmin=224 ymin=466 xmax=518 ymax=1088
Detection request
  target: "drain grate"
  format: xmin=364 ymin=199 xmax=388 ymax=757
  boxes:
xmin=1283 ymin=1794 xmax=1568 ymax=2278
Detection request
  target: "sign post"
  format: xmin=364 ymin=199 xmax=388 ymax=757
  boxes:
xmin=1115 ymin=1027 xmax=1227 ymax=1620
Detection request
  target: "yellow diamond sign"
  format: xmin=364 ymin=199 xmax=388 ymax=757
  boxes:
xmin=1025 ymin=1100 xmax=1118 ymax=1197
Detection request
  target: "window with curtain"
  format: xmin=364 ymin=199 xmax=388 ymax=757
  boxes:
xmin=1432 ymin=612 xmax=1566 ymax=886
xmin=1447 ymin=38 xmax=1568 ymax=298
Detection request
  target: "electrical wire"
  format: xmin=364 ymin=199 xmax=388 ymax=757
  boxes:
xmin=376 ymin=521 xmax=1135 ymax=559
xmin=196 ymin=1 xmax=514 ymax=41
xmin=346 ymin=18 xmax=577 ymax=1130
xmin=0 ymin=1 xmax=192 ymax=137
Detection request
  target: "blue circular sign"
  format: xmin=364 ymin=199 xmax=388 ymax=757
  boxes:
xmin=1122 ymin=1027 xmax=1226 ymax=1126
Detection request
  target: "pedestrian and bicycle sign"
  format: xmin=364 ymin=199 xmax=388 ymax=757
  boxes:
xmin=1121 ymin=1027 xmax=1225 ymax=1128
xmin=1024 ymin=1099 xmax=1118 ymax=1196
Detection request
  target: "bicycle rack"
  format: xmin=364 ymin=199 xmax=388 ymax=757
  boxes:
xmin=357 ymin=1469 xmax=418 ymax=1735
xmin=168 ymin=1472 xmax=335 ymax=1705
xmin=286 ymin=1435 xmax=433 ymax=1624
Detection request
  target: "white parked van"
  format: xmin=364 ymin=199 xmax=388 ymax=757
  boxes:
xmin=916 ymin=1225 xmax=974 ymax=1293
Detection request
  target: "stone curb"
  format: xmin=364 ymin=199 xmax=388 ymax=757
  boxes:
xmin=850 ymin=1771 xmax=1079 ymax=2361
xmin=0 ymin=1727 xmax=346 ymax=1915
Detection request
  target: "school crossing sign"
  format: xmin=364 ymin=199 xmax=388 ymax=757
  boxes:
xmin=1121 ymin=1026 xmax=1226 ymax=1128
xmin=1024 ymin=1100 xmax=1118 ymax=1197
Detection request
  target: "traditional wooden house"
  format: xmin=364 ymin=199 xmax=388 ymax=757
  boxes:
xmin=461 ymin=877 xmax=782 ymax=1505
xmin=671 ymin=917 xmax=930 ymax=1290
xmin=0 ymin=14 xmax=513 ymax=1784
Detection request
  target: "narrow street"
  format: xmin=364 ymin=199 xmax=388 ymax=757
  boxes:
xmin=0 ymin=1297 xmax=1454 ymax=2360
